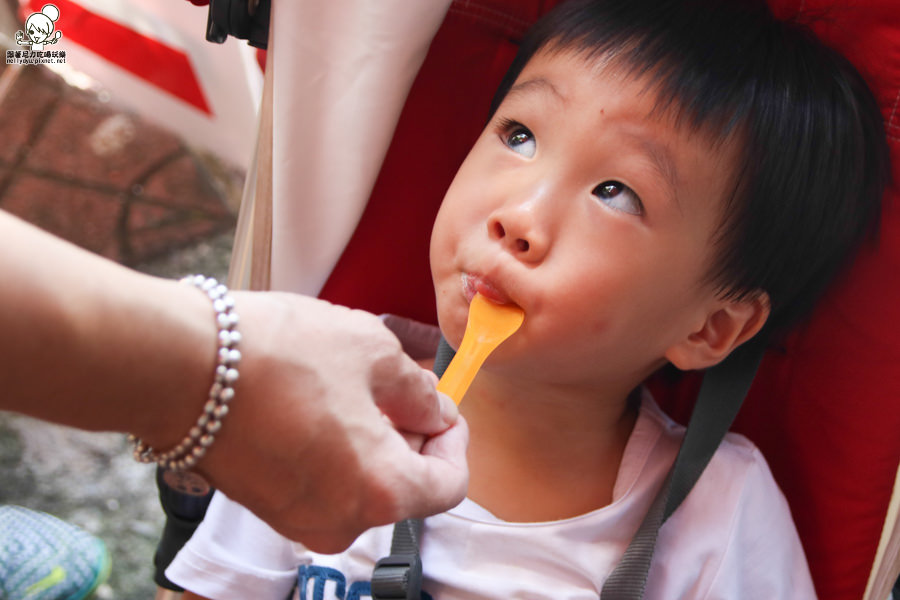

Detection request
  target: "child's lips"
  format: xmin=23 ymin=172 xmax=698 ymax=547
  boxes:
xmin=462 ymin=273 xmax=514 ymax=306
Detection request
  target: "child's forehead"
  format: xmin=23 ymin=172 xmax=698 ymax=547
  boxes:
xmin=509 ymin=48 xmax=721 ymax=142
xmin=511 ymin=48 xmax=666 ymax=119
xmin=510 ymin=45 xmax=745 ymax=151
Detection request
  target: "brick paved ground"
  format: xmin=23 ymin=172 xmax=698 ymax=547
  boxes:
xmin=0 ymin=59 xmax=242 ymax=599
xmin=0 ymin=61 xmax=240 ymax=266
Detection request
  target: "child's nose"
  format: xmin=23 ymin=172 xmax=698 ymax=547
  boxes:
xmin=487 ymin=203 xmax=549 ymax=263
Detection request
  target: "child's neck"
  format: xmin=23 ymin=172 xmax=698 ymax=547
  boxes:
xmin=460 ymin=371 xmax=638 ymax=522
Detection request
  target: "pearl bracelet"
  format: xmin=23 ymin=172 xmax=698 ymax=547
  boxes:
xmin=127 ymin=275 xmax=241 ymax=476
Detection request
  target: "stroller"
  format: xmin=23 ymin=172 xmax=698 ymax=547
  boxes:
xmin=156 ymin=0 xmax=900 ymax=598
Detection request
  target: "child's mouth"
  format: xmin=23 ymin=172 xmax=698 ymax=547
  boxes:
xmin=461 ymin=273 xmax=513 ymax=306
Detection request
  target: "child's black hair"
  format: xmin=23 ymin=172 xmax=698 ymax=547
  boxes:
xmin=489 ymin=0 xmax=890 ymax=337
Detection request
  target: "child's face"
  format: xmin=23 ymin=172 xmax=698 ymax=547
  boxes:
xmin=430 ymin=49 xmax=741 ymax=391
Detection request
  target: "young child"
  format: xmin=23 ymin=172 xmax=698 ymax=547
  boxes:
xmin=166 ymin=0 xmax=888 ymax=597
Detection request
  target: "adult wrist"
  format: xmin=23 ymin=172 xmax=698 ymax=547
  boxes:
xmin=127 ymin=276 xmax=241 ymax=486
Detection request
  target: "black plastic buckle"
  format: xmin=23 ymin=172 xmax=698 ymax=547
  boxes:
xmin=205 ymin=0 xmax=270 ymax=49
xmin=370 ymin=554 xmax=423 ymax=600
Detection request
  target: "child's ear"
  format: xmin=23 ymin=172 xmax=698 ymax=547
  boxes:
xmin=665 ymin=292 xmax=770 ymax=371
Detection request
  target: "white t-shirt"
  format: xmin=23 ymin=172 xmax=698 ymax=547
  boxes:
xmin=166 ymin=392 xmax=817 ymax=599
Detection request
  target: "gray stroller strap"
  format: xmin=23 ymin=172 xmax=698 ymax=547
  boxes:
xmin=600 ymin=336 xmax=766 ymax=599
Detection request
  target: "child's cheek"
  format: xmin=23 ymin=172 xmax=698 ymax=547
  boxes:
xmin=434 ymin=284 xmax=467 ymax=351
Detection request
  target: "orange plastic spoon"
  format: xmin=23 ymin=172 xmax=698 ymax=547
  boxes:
xmin=437 ymin=293 xmax=525 ymax=405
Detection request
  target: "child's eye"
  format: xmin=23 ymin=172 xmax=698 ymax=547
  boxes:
xmin=592 ymin=181 xmax=644 ymax=216
xmin=499 ymin=120 xmax=536 ymax=158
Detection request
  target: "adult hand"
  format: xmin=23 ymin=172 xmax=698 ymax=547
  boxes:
xmin=184 ymin=292 xmax=469 ymax=552
xmin=0 ymin=211 xmax=467 ymax=553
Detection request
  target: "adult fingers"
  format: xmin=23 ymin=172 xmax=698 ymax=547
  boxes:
xmin=401 ymin=417 xmax=470 ymax=518
xmin=373 ymin=357 xmax=458 ymax=435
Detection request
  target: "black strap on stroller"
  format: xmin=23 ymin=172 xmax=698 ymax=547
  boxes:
xmin=371 ymin=336 xmax=767 ymax=600
xmin=153 ymin=466 xmax=215 ymax=591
